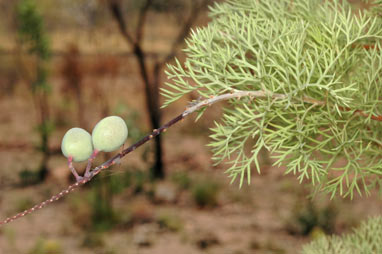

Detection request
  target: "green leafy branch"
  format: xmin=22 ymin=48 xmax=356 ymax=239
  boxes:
xmin=162 ymin=0 xmax=382 ymax=198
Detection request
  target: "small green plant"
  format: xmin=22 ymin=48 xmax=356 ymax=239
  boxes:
xmin=157 ymin=211 xmax=183 ymax=232
xmin=14 ymin=197 xmax=35 ymax=214
xmin=191 ymin=178 xmax=220 ymax=207
xmin=286 ymin=199 xmax=337 ymax=236
xmin=16 ymin=0 xmax=52 ymax=182
xmin=170 ymin=171 xmax=192 ymax=190
xmin=89 ymin=179 xmax=118 ymax=232
xmin=28 ymin=238 xmax=63 ymax=254
xmin=302 ymin=216 xmax=382 ymax=254
xmin=82 ymin=232 xmax=105 ymax=248
xmin=129 ymin=170 xmax=149 ymax=194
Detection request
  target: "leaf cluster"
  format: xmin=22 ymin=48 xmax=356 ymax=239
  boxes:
xmin=162 ymin=0 xmax=382 ymax=198
xmin=362 ymin=0 xmax=382 ymax=18
xmin=17 ymin=0 xmax=50 ymax=60
xmin=16 ymin=0 xmax=51 ymax=92
xmin=302 ymin=216 xmax=382 ymax=254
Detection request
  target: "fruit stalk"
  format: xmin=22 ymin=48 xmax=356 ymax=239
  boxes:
xmin=2 ymin=89 xmax=382 ymax=226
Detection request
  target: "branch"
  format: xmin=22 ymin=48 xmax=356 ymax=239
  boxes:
xmin=1 ymin=89 xmax=381 ymax=226
xmin=136 ymin=0 xmax=153 ymax=44
xmin=159 ymin=0 xmax=211 ymax=67
xmin=109 ymin=0 xmax=153 ymax=46
xmin=108 ymin=0 xmax=154 ymax=121
xmin=108 ymin=0 xmax=134 ymax=45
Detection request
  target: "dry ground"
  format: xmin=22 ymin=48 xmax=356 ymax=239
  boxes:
xmin=0 ymin=6 xmax=381 ymax=254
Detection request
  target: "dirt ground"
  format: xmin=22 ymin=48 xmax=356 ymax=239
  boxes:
xmin=0 ymin=60 xmax=381 ymax=253
xmin=0 ymin=4 xmax=381 ymax=254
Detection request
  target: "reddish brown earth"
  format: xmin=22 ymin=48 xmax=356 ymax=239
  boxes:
xmin=0 ymin=3 xmax=381 ymax=253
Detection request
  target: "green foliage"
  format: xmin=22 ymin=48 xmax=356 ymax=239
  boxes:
xmin=68 ymin=192 xmax=92 ymax=229
xmin=170 ymin=171 xmax=192 ymax=189
xmin=286 ymin=199 xmax=337 ymax=236
xmin=29 ymin=238 xmax=63 ymax=254
xmin=107 ymin=171 xmax=132 ymax=194
xmin=362 ymin=0 xmax=382 ymax=17
xmin=82 ymin=232 xmax=105 ymax=248
xmin=126 ymin=170 xmax=149 ymax=194
xmin=157 ymin=210 xmax=183 ymax=231
xmin=89 ymin=178 xmax=118 ymax=232
xmin=191 ymin=178 xmax=220 ymax=207
xmin=17 ymin=0 xmax=53 ymax=182
xmin=14 ymin=197 xmax=35 ymax=214
xmin=151 ymin=0 xmax=186 ymax=12
xmin=302 ymin=216 xmax=382 ymax=254
xmin=162 ymin=0 xmax=382 ymax=198
xmin=17 ymin=0 xmax=50 ymax=60
xmin=35 ymin=120 xmax=55 ymax=151
xmin=17 ymin=0 xmax=51 ymax=92
xmin=19 ymin=169 xmax=43 ymax=186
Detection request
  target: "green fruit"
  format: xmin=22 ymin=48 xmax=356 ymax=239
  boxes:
xmin=61 ymin=128 xmax=94 ymax=162
xmin=91 ymin=116 xmax=128 ymax=152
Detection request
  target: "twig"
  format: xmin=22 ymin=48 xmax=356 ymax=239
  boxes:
xmin=136 ymin=0 xmax=153 ymax=44
xmin=159 ymin=0 xmax=211 ymax=67
xmin=109 ymin=0 xmax=134 ymax=45
xmin=108 ymin=0 xmax=164 ymax=178
xmin=1 ymin=89 xmax=381 ymax=226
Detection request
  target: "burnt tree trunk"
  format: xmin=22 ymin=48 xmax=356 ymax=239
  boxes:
xmin=108 ymin=0 xmax=210 ymax=179
xmin=134 ymin=44 xmax=164 ymax=178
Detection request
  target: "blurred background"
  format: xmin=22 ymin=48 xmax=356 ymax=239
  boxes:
xmin=0 ymin=0 xmax=380 ymax=253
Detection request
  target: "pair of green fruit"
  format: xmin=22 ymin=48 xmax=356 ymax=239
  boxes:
xmin=61 ymin=116 xmax=128 ymax=162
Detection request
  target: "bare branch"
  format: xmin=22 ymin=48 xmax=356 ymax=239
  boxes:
xmin=108 ymin=0 xmax=165 ymax=177
xmin=136 ymin=0 xmax=154 ymax=44
xmin=108 ymin=0 xmax=134 ymax=45
xmin=0 ymin=180 xmax=86 ymax=225
xmin=2 ymin=88 xmax=380 ymax=226
xmin=159 ymin=0 xmax=211 ymax=67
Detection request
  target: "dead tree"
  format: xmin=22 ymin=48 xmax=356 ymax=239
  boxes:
xmin=108 ymin=0 xmax=211 ymax=178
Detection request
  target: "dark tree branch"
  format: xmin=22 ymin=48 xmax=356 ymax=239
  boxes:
xmin=134 ymin=45 xmax=164 ymax=178
xmin=159 ymin=0 xmax=211 ymax=67
xmin=108 ymin=0 xmax=134 ymax=45
xmin=108 ymin=0 xmax=164 ymax=177
xmin=108 ymin=0 xmax=211 ymax=178
xmin=136 ymin=0 xmax=153 ymax=44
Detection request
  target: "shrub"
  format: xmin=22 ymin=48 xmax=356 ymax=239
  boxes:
xmin=163 ymin=0 xmax=382 ymax=198
xmin=302 ymin=216 xmax=382 ymax=254
xmin=191 ymin=178 xmax=220 ymax=207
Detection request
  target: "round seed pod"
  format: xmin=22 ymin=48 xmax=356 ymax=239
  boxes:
xmin=61 ymin=128 xmax=94 ymax=162
xmin=91 ymin=116 xmax=128 ymax=152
